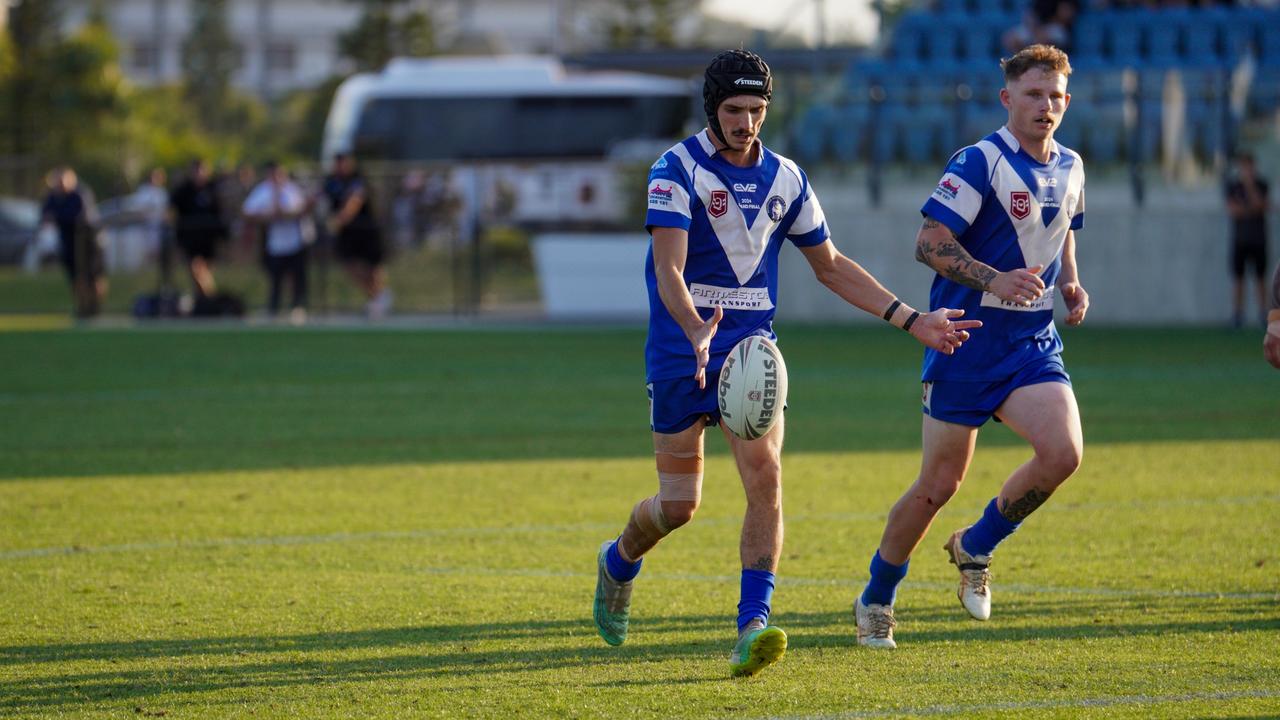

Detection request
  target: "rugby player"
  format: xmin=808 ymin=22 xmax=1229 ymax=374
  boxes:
xmin=592 ymin=49 xmax=981 ymax=676
xmin=853 ymin=45 xmax=1090 ymax=648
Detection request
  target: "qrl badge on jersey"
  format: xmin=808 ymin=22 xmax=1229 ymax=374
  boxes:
xmin=709 ymin=190 xmax=729 ymax=218
xmin=1010 ymin=191 xmax=1031 ymax=220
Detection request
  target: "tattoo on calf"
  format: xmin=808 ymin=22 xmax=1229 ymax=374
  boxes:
xmin=1000 ymin=489 xmax=1051 ymax=523
xmin=749 ymin=555 xmax=775 ymax=572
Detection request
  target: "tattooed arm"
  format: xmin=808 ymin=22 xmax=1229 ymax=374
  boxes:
xmin=915 ymin=215 xmax=1045 ymax=306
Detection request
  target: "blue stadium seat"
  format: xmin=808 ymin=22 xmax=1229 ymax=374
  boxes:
xmin=1072 ymin=14 xmax=1106 ymax=62
xmin=926 ymin=18 xmax=963 ymax=63
xmin=892 ymin=16 xmax=929 ymax=64
xmin=1220 ymin=12 xmax=1258 ymax=64
xmin=1144 ymin=14 xmax=1182 ymax=68
xmin=1107 ymin=14 xmax=1143 ymax=67
xmin=1260 ymin=20 xmax=1280 ymax=67
xmin=1084 ymin=107 xmax=1125 ymax=164
xmin=792 ymin=105 xmax=834 ymax=163
xmin=1185 ymin=98 xmax=1225 ymax=159
xmin=830 ymin=103 xmax=871 ymax=163
xmin=1182 ymin=8 xmax=1225 ymax=68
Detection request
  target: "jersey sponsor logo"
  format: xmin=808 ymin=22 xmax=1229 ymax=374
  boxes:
xmin=1037 ymin=176 xmax=1058 ymax=187
xmin=766 ymin=195 xmax=787 ymax=222
xmin=709 ymin=190 xmax=729 ymax=218
xmin=688 ymin=283 xmax=774 ymax=311
xmin=652 ymin=156 xmax=668 ymax=170
xmin=1010 ymin=191 xmax=1031 ymax=219
xmin=935 ymin=178 xmax=960 ymax=201
xmin=980 ymin=286 xmax=1055 ymax=312
xmin=732 ymin=183 xmax=758 ymax=192
xmin=649 ymin=183 xmax=674 ymax=208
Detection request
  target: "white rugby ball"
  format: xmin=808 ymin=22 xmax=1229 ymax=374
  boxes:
xmin=718 ymin=335 xmax=788 ymax=440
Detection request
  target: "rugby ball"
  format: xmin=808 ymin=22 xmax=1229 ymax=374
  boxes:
xmin=718 ymin=335 xmax=788 ymax=440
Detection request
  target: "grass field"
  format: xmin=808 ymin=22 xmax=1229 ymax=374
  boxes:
xmin=1 ymin=323 xmax=1277 ymax=719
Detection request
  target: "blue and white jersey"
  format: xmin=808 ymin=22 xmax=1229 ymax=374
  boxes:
xmin=644 ymin=129 xmax=829 ymax=383
xmin=920 ymin=126 xmax=1085 ymax=382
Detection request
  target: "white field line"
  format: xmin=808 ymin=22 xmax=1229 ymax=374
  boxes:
xmin=752 ymin=689 xmax=1280 ymax=720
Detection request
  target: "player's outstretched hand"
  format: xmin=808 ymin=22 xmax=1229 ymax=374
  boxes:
xmin=910 ymin=308 xmax=982 ymax=355
xmin=1061 ymin=282 xmax=1089 ymax=326
xmin=988 ymin=264 xmax=1045 ymax=306
xmin=690 ymin=305 xmax=724 ymax=389
xmin=1265 ymin=320 xmax=1280 ymax=369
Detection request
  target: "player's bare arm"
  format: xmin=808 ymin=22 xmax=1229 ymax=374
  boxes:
xmin=1057 ymin=229 xmax=1089 ymax=326
xmin=798 ymin=239 xmax=981 ymax=355
xmin=916 ymin=216 xmax=1045 ymax=306
xmin=651 ymin=226 xmax=723 ymax=388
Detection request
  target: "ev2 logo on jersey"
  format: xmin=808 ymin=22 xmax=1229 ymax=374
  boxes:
xmin=1010 ymin=191 xmax=1031 ymax=220
xmin=732 ymin=183 xmax=757 ymax=193
xmin=709 ymin=190 xmax=730 ymax=218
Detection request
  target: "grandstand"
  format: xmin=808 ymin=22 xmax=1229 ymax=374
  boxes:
xmin=791 ymin=2 xmax=1280 ymax=169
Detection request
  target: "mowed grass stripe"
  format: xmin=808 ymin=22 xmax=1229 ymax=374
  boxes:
xmin=0 ymin=327 xmax=1277 ymax=719
xmin=761 ymin=689 xmax=1280 ymax=719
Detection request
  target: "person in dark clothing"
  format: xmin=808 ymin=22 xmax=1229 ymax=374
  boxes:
xmin=1225 ymin=152 xmax=1270 ymax=328
xmin=1004 ymin=0 xmax=1078 ymax=53
xmin=322 ymin=153 xmax=391 ymax=318
xmin=40 ymin=167 xmax=105 ymax=316
xmin=169 ymin=159 xmax=227 ymax=298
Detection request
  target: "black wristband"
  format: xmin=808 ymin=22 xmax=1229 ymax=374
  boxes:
xmin=882 ymin=299 xmax=902 ymax=321
xmin=902 ymin=311 xmax=921 ymax=332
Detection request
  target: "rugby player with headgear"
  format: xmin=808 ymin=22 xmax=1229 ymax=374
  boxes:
xmin=591 ymin=49 xmax=982 ymax=677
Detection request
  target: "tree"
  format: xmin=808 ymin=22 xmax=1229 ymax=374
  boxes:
xmin=2 ymin=0 xmax=65 ymax=193
xmin=181 ymin=0 xmax=239 ymax=134
xmin=601 ymin=0 xmax=692 ymax=50
xmin=45 ymin=4 xmax=130 ymax=190
xmin=338 ymin=0 xmax=436 ymax=72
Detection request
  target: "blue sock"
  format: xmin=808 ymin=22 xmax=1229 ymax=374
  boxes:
xmin=736 ymin=569 xmax=776 ymax=632
xmin=961 ymin=497 xmax=1021 ymax=557
xmin=605 ymin=538 xmax=642 ymax=582
xmin=860 ymin=550 xmax=908 ymax=607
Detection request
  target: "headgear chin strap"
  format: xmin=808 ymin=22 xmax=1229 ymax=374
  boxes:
xmin=703 ymin=50 xmax=773 ymax=148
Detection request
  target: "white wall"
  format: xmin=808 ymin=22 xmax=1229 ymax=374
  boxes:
xmin=777 ymin=178 xmax=1273 ymax=326
xmin=535 ymin=179 xmax=1274 ymax=326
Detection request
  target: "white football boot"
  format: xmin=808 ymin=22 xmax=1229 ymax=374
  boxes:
xmin=944 ymin=527 xmax=992 ymax=621
xmin=854 ymin=597 xmax=897 ymax=649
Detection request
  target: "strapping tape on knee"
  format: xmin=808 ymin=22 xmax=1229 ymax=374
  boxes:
xmin=655 ymin=451 xmax=703 ymax=503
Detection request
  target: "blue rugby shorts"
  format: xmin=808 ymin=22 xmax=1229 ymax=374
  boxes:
xmin=922 ymin=356 xmax=1071 ymax=427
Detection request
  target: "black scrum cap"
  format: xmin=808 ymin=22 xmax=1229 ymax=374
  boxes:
xmin=703 ymin=49 xmax=772 ymax=147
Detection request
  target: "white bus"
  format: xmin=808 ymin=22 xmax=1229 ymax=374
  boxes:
xmin=321 ymin=56 xmax=695 ymax=226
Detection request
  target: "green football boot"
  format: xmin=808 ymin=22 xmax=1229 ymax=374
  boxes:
xmin=593 ymin=540 xmax=633 ymax=646
xmin=728 ymin=620 xmax=787 ymax=677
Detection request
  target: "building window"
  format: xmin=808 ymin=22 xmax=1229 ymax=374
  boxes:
xmin=265 ymin=42 xmax=296 ymax=73
xmin=132 ymin=42 xmax=159 ymax=74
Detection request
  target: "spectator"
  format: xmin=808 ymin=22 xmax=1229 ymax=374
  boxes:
xmin=40 ymin=167 xmax=105 ymax=317
xmin=243 ymin=161 xmax=310 ymax=324
xmin=322 ymin=153 xmax=390 ymax=319
xmin=130 ymin=167 xmax=170 ymax=260
xmin=1003 ymin=0 xmax=1078 ymax=54
xmin=169 ymin=159 xmax=227 ymax=299
xmin=1225 ymin=152 xmax=1270 ymax=328
xmin=1265 ymin=261 xmax=1280 ymax=368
